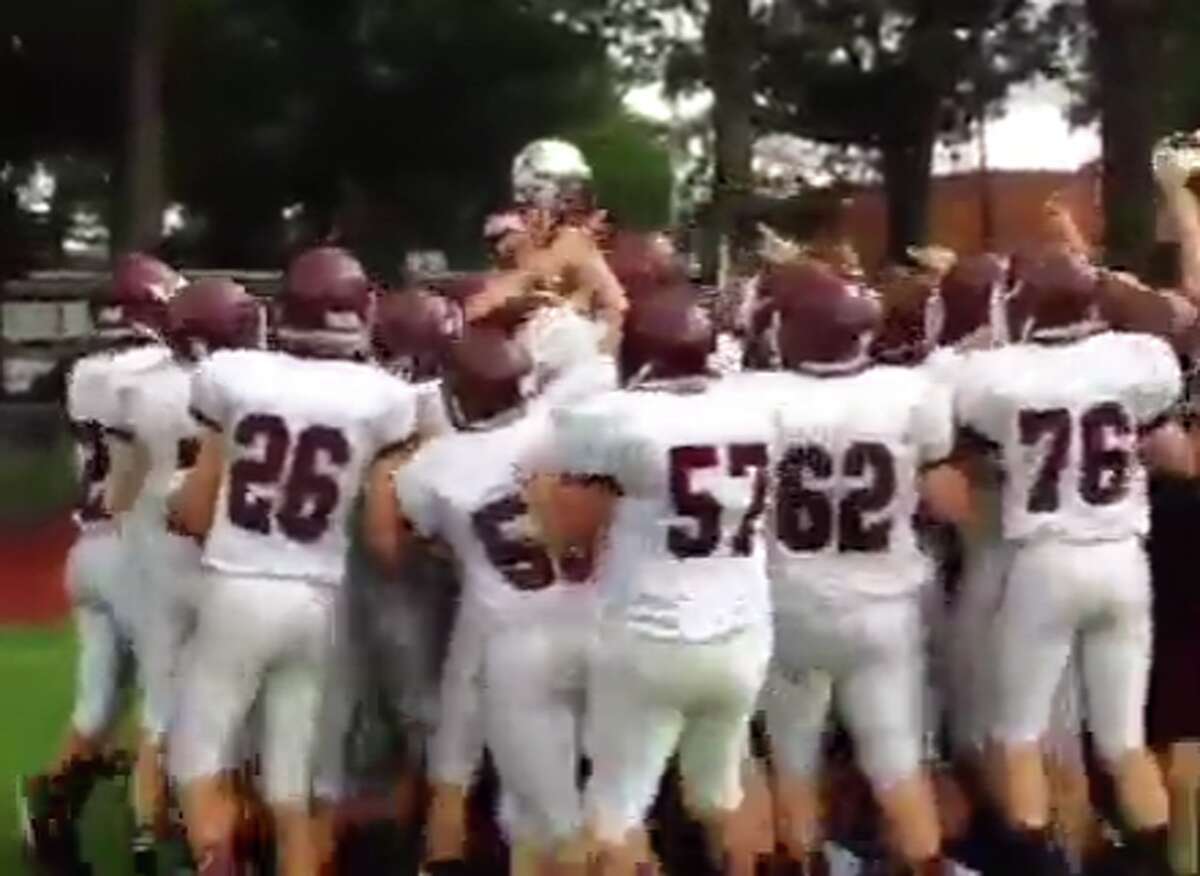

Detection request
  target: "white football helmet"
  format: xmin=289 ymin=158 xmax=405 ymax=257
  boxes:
xmin=511 ymin=138 xmax=593 ymax=210
xmin=1153 ymin=130 xmax=1200 ymax=188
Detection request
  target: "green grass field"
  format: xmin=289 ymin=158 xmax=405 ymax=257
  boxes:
xmin=0 ymin=416 xmax=187 ymax=873
xmin=0 ymin=625 xmax=144 ymax=876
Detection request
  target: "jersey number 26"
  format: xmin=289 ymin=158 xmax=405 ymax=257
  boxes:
xmin=227 ymin=413 xmax=351 ymax=543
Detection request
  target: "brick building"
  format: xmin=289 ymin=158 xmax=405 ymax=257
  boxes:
xmin=837 ymin=164 xmax=1104 ymax=269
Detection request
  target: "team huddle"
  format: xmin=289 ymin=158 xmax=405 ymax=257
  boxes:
xmin=20 ymin=138 xmax=1200 ymax=876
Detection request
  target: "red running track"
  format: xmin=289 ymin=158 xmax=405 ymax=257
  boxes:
xmin=0 ymin=514 xmax=74 ymax=624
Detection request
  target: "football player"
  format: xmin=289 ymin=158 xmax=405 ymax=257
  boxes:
xmin=551 ymin=287 xmax=784 ymax=876
xmin=311 ymin=287 xmax=462 ymax=861
xmin=20 ymin=253 xmax=183 ymax=874
xmin=757 ymin=260 xmax=972 ymax=876
xmin=105 ymin=277 xmax=262 ymax=872
xmin=367 ymin=325 xmax=610 ymax=876
xmin=503 ymin=138 xmax=627 ymax=349
xmin=167 ymin=247 xmax=419 ymax=876
xmin=955 ymin=248 xmax=1193 ymax=875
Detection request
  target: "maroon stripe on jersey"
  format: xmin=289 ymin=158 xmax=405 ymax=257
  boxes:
xmin=1138 ymin=412 xmax=1173 ymax=435
xmin=189 ymin=406 xmax=222 ymax=431
xmin=374 ymin=436 xmax=420 ymax=461
xmin=562 ymin=473 xmax=623 ymax=495
xmin=955 ymin=425 xmax=998 ymax=453
xmin=791 ymin=359 xmax=873 ymax=379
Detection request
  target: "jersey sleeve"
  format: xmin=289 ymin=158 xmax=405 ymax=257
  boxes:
xmin=67 ymin=360 xmax=114 ymax=427
xmin=1126 ymin=334 xmax=1184 ymax=429
xmin=525 ymin=307 xmax=604 ymax=386
xmin=911 ymin=376 xmax=956 ymax=466
xmin=369 ymin=377 xmax=419 ymax=457
xmin=393 ymin=447 xmax=442 ymax=538
xmin=540 ymin=355 xmax=618 ymax=410
xmin=952 ymin=353 xmax=1006 ymax=448
xmin=106 ymin=375 xmax=137 ymax=443
xmin=189 ymin=356 xmax=232 ymax=432
xmin=549 ymin=395 xmax=622 ymax=479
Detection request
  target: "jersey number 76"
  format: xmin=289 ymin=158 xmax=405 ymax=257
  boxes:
xmin=1018 ymin=402 xmax=1132 ymax=512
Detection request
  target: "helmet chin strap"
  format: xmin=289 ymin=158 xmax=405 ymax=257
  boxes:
xmin=625 ymin=360 xmax=713 ymax=393
xmin=1024 ymin=303 xmax=1105 ymax=343
xmin=441 ymin=378 xmax=529 ymax=433
xmin=791 ymin=333 xmax=872 ymax=376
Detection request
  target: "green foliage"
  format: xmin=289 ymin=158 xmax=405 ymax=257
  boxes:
xmin=572 ymin=113 xmax=674 ymax=229
xmin=757 ymin=0 xmax=1072 ymax=148
xmin=4 ymin=0 xmax=625 ymax=268
xmin=0 ymin=626 xmax=145 ymax=875
xmin=1157 ymin=0 xmax=1200 ymax=133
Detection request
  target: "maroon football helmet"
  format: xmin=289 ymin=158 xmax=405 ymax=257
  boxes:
xmin=372 ymin=288 xmax=464 ymax=381
xmin=276 ymin=247 xmax=373 ymax=357
xmin=618 ymin=285 xmax=714 ymax=385
xmin=763 ymin=261 xmax=881 ymax=371
xmin=1009 ymin=248 xmax=1101 ymax=340
xmin=938 ymin=253 xmax=1011 ymax=346
xmin=92 ymin=252 xmax=183 ymax=342
xmin=870 ymin=267 xmax=940 ymax=366
xmin=442 ymin=326 xmax=534 ymax=430
xmin=166 ymin=279 xmax=263 ymax=361
xmin=605 ymin=230 xmax=687 ymax=301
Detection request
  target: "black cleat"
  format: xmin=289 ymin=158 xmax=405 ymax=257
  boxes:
xmin=18 ymin=774 xmax=91 ymax=875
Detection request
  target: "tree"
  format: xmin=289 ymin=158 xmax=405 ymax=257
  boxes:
xmin=757 ymin=0 xmax=1070 ymax=262
xmin=704 ymin=0 xmax=756 ymax=277
xmin=1063 ymin=0 xmax=1200 ymax=271
xmin=114 ymin=0 xmax=168 ymax=252
xmin=572 ymin=113 xmax=674 ymax=229
xmin=3 ymin=0 xmax=631 ymax=269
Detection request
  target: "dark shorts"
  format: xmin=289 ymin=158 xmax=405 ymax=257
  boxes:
xmin=1146 ymin=476 xmax=1200 ymax=746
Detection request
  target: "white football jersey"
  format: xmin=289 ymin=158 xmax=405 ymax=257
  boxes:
xmin=709 ymin=332 xmax=746 ymax=377
xmin=394 ymin=407 xmax=586 ymax=624
xmin=922 ymin=345 xmax=1005 ymax=545
xmin=552 ymin=372 xmax=783 ymax=642
xmin=518 ymin=304 xmax=606 ymax=394
xmin=66 ymin=345 xmax=171 ymax=531
xmin=192 ymin=349 xmax=418 ymax=582
xmin=413 ymin=378 xmax=452 ymax=439
xmin=955 ymin=331 xmax=1181 ymax=543
xmin=767 ymin=364 xmax=955 ymax=604
xmin=111 ymin=354 xmax=199 ymax=523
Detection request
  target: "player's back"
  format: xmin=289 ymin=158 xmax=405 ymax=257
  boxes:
xmin=557 ymin=373 xmax=781 ymax=642
xmin=922 ymin=345 xmax=1005 ymax=545
xmin=767 ymin=363 xmax=953 ymax=603
xmin=956 ymin=330 xmax=1181 ymax=544
xmin=396 ymin=407 xmax=581 ymax=622
xmin=66 ymin=345 xmax=171 ymax=529
xmin=194 ymin=349 xmax=416 ymax=582
xmin=113 ymin=354 xmax=198 ymax=521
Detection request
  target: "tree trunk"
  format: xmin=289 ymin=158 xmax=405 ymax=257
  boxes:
xmin=113 ymin=0 xmax=167 ymax=255
xmin=880 ymin=120 xmax=937 ymax=264
xmin=703 ymin=0 xmax=755 ymax=283
xmin=1086 ymin=0 xmax=1166 ymax=273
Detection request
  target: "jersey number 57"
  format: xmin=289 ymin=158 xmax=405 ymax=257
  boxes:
xmin=668 ymin=443 xmax=769 ymax=559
